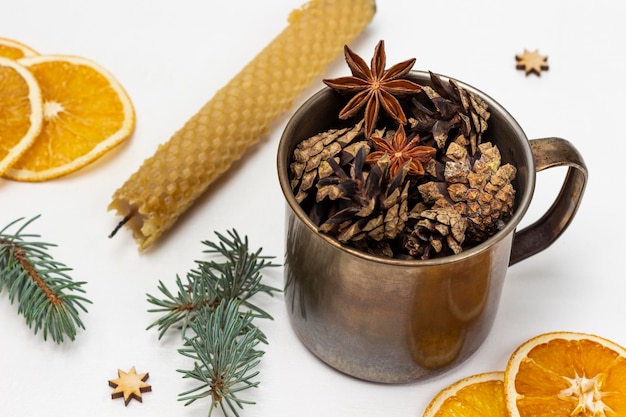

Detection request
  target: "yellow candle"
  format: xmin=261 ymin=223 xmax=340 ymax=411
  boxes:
xmin=109 ymin=0 xmax=376 ymax=250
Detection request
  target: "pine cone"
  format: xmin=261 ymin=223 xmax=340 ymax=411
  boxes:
xmin=418 ymin=142 xmax=517 ymax=244
xmin=405 ymin=201 xmax=467 ymax=260
xmin=289 ymin=120 xmax=368 ymax=203
xmin=316 ymin=147 xmax=410 ymax=244
xmin=409 ymin=72 xmax=490 ymax=154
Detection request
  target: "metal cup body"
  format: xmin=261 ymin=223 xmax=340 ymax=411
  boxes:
xmin=278 ymin=71 xmax=534 ymax=383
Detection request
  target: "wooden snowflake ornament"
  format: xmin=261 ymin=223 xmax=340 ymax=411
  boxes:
xmin=516 ymin=49 xmax=549 ymax=76
xmin=108 ymin=366 xmax=152 ymax=405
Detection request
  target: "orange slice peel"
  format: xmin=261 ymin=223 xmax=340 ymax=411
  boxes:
xmin=504 ymin=331 xmax=626 ymax=417
xmin=423 ymin=371 xmax=506 ymax=417
xmin=3 ymin=54 xmax=135 ymax=181
xmin=421 ymin=331 xmax=626 ymax=417
xmin=0 ymin=56 xmax=43 ymax=174
xmin=0 ymin=37 xmax=38 ymax=60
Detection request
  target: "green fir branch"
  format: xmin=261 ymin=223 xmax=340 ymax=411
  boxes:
xmin=195 ymin=230 xmax=281 ymax=319
xmin=146 ymin=229 xmax=280 ymax=417
xmin=146 ymin=273 xmax=218 ymax=339
xmin=0 ymin=215 xmax=91 ymax=343
xmin=178 ymin=300 xmax=264 ymax=417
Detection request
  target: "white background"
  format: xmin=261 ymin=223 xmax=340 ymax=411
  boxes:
xmin=0 ymin=1 xmax=623 ymax=415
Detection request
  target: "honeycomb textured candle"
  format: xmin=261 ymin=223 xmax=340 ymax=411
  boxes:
xmin=109 ymin=0 xmax=376 ymax=250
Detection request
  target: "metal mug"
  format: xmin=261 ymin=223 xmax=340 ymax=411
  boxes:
xmin=277 ymin=71 xmax=587 ymax=383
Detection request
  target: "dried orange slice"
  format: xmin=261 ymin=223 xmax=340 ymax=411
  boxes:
xmin=0 ymin=37 xmax=38 ymax=59
xmin=0 ymin=57 xmax=43 ymax=175
xmin=504 ymin=331 xmax=626 ymax=417
xmin=422 ymin=372 xmax=506 ymax=417
xmin=3 ymin=54 xmax=135 ymax=181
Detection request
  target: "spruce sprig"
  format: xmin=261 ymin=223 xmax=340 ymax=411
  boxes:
xmin=178 ymin=300 xmax=264 ymax=417
xmin=146 ymin=272 xmax=217 ymax=339
xmin=0 ymin=215 xmax=91 ymax=343
xmin=146 ymin=229 xmax=280 ymax=417
xmin=195 ymin=230 xmax=280 ymax=319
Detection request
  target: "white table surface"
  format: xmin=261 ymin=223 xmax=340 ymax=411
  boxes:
xmin=1 ymin=1 xmax=622 ymax=415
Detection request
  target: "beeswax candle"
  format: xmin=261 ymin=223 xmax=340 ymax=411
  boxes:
xmin=109 ymin=0 xmax=376 ymax=250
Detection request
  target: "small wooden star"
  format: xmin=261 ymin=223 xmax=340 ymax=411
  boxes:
xmin=108 ymin=366 xmax=152 ymax=406
xmin=515 ymin=49 xmax=549 ymax=76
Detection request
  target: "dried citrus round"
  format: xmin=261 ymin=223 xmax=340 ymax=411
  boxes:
xmin=0 ymin=57 xmax=43 ymax=174
xmin=504 ymin=331 xmax=626 ymax=417
xmin=422 ymin=372 xmax=506 ymax=417
xmin=3 ymin=54 xmax=135 ymax=181
xmin=0 ymin=37 xmax=38 ymax=59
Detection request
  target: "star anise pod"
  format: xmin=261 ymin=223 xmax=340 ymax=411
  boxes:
xmin=323 ymin=40 xmax=422 ymax=138
xmin=365 ymin=124 xmax=436 ymax=178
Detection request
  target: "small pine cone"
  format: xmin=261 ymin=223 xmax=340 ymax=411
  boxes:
xmin=409 ymin=72 xmax=490 ymax=154
xmin=443 ymin=141 xmax=471 ymax=184
xmin=289 ymin=120 xmax=368 ymax=203
xmin=405 ymin=202 xmax=467 ymax=260
xmin=420 ymin=142 xmax=517 ymax=244
xmin=317 ymin=149 xmax=411 ymax=243
xmin=452 ymin=142 xmax=516 ymax=241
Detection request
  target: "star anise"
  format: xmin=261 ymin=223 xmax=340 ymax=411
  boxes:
xmin=365 ymin=124 xmax=436 ymax=178
xmin=323 ymin=40 xmax=422 ymax=138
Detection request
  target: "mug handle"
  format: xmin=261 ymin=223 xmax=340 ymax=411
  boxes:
xmin=509 ymin=137 xmax=588 ymax=266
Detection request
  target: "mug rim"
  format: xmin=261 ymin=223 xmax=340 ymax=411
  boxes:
xmin=277 ymin=70 xmax=535 ymax=266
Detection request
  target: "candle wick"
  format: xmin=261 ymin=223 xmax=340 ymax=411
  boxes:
xmin=109 ymin=214 xmax=133 ymax=238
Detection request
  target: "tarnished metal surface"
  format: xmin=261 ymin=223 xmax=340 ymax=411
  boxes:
xmin=277 ymin=71 xmax=587 ymax=383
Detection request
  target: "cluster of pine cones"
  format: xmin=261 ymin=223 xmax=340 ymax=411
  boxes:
xmin=289 ymin=72 xmax=517 ymax=260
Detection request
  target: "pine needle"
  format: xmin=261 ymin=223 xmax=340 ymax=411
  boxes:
xmin=0 ymin=215 xmax=91 ymax=343
xmin=178 ymin=300 xmax=264 ymax=417
xmin=146 ymin=229 xmax=280 ymax=417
